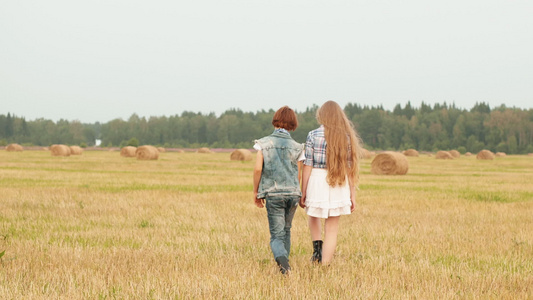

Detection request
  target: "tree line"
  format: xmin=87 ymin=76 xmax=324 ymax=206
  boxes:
xmin=1 ymin=102 xmax=533 ymax=154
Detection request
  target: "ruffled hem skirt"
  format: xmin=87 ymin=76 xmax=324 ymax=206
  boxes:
xmin=305 ymin=168 xmax=352 ymax=218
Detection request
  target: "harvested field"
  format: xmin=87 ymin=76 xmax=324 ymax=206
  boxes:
xmin=0 ymin=151 xmax=532 ymax=299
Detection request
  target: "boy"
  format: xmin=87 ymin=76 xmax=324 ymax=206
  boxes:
xmin=253 ymin=106 xmax=304 ymax=274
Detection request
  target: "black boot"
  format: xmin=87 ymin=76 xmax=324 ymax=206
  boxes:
xmin=311 ymin=240 xmax=323 ymax=263
xmin=275 ymin=256 xmax=291 ymax=275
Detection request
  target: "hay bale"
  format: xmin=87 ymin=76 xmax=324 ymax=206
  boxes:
xmin=157 ymin=147 xmax=166 ymax=153
xmin=136 ymin=145 xmax=159 ymax=160
xmin=465 ymin=152 xmax=472 ymax=156
xmin=370 ymin=152 xmax=409 ymax=175
xmin=69 ymin=146 xmax=83 ymax=155
xmin=403 ymin=149 xmax=419 ymax=157
xmin=230 ymin=149 xmax=252 ymax=161
xmin=50 ymin=144 xmax=71 ymax=156
xmin=120 ymin=146 xmax=137 ymax=157
xmin=197 ymin=147 xmax=212 ymax=154
xmin=495 ymin=152 xmax=507 ymax=157
xmin=528 ymin=153 xmax=533 ymax=156
xmin=361 ymin=148 xmax=374 ymax=159
xmin=476 ymin=150 xmax=495 ymax=160
xmin=435 ymin=151 xmax=454 ymax=160
xmin=6 ymin=143 xmax=23 ymax=152
xmin=449 ymin=150 xmax=461 ymax=158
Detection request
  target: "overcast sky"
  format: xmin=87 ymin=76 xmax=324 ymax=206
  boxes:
xmin=1 ymin=0 xmax=532 ymax=123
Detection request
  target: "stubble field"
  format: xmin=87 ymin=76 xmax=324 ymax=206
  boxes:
xmin=0 ymin=150 xmax=532 ymax=299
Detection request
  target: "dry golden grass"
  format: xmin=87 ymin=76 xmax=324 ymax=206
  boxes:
xmin=1 ymin=151 xmax=532 ymax=299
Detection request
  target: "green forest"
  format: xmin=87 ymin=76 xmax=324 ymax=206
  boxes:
xmin=1 ymin=102 xmax=533 ymax=154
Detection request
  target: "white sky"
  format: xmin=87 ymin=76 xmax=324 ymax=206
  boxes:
xmin=1 ymin=0 xmax=532 ymax=123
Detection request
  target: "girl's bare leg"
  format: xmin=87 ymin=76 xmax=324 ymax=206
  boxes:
xmin=322 ymin=216 xmax=340 ymax=264
xmin=308 ymin=216 xmax=322 ymax=241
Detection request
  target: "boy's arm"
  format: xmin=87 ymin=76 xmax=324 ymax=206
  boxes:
xmin=299 ymin=164 xmax=312 ymax=208
xmin=298 ymin=161 xmax=303 ymax=183
xmin=253 ymin=150 xmax=265 ymax=208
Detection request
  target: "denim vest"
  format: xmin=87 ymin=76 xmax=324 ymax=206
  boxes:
xmin=256 ymin=131 xmax=304 ymax=199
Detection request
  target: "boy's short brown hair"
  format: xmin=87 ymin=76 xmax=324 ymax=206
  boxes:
xmin=272 ymin=106 xmax=298 ymax=131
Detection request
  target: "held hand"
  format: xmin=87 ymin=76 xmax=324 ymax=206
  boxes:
xmin=253 ymin=191 xmax=264 ymax=208
xmin=350 ymin=197 xmax=356 ymax=213
xmin=299 ymin=194 xmax=306 ymax=208
xmin=254 ymin=197 xmax=265 ymax=208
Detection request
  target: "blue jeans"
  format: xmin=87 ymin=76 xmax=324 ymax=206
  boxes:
xmin=265 ymin=196 xmax=300 ymax=259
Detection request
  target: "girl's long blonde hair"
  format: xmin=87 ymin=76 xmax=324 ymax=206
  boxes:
xmin=316 ymin=100 xmax=362 ymax=187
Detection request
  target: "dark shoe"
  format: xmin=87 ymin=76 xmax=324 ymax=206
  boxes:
xmin=275 ymin=256 xmax=291 ymax=275
xmin=311 ymin=240 xmax=323 ymax=263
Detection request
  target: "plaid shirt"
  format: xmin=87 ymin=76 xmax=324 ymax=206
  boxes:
xmin=304 ymin=125 xmax=353 ymax=169
xmin=304 ymin=125 xmax=327 ymax=169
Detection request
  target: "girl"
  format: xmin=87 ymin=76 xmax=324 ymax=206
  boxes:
xmin=253 ymin=106 xmax=305 ymax=274
xmin=299 ymin=100 xmax=362 ymax=265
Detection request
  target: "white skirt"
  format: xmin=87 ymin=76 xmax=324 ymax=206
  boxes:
xmin=305 ymin=168 xmax=352 ymax=218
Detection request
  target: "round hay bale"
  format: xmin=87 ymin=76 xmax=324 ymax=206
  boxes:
xmin=136 ymin=145 xmax=159 ymax=160
xmin=197 ymin=147 xmax=212 ymax=154
xmin=6 ymin=143 xmax=23 ymax=152
xmin=120 ymin=146 xmax=137 ymax=157
xmin=476 ymin=150 xmax=495 ymax=160
xmin=50 ymin=144 xmax=71 ymax=156
xmin=69 ymin=146 xmax=83 ymax=155
xmin=361 ymin=148 xmax=374 ymax=159
xmin=403 ymin=149 xmax=419 ymax=157
xmin=465 ymin=152 xmax=472 ymax=156
xmin=435 ymin=151 xmax=454 ymax=160
xmin=230 ymin=149 xmax=253 ymax=161
xmin=449 ymin=150 xmax=461 ymax=158
xmin=495 ymin=152 xmax=507 ymax=157
xmin=157 ymin=147 xmax=166 ymax=153
xmin=370 ymin=152 xmax=409 ymax=175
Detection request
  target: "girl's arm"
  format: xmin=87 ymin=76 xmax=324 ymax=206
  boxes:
xmin=348 ymin=174 xmax=356 ymax=212
xmin=253 ymin=150 xmax=265 ymax=208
